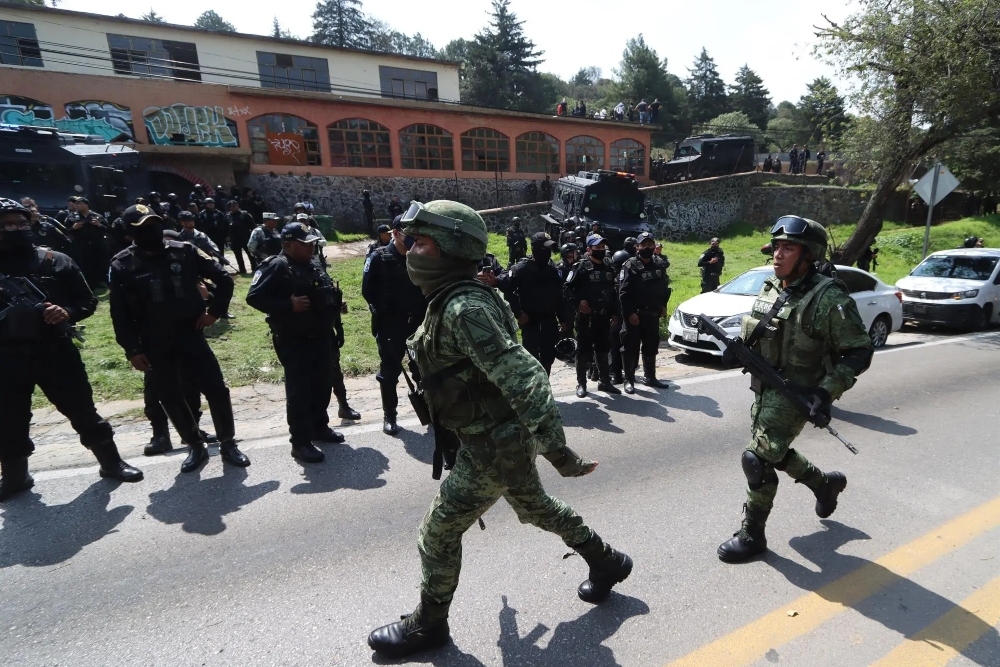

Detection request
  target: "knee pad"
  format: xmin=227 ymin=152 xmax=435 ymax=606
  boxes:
xmin=741 ymin=450 xmax=775 ymax=490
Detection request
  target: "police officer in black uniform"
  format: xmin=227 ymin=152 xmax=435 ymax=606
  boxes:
xmin=66 ymin=197 xmax=110 ymax=289
xmin=27 ymin=204 xmax=74 ymax=257
xmin=619 ymin=232 xmax=671 ymax=393
xmin=367 ymin=224 xmax=392 ymax=256
xmin=0 ymin=198 xmax=142 ymax=500
xmin=505 ymin=217 xmax=527 ymax=266
xmin=246 ymin=222 xmax=348 ymax=463
xmin=108 ymin=204 xmax=250 ymax=473
xmin=227 ymin=199 xmax=257 ymax=274
xmin=362 ymin=224 xmax=426 ymax=435
xmin=248 ymin=213 xmax=284 ymax=264
xmin=608 ymin=244 xmax=635 ymax=385
xmin=501 ymin=232 xmax=564 ymax=375
xmin=564 ymin=235 xmax=621 ymax=397
xmin=697 ymin=237 xmax=725 ymax=293
xmin=198 ymin=198 xmax=229 ymax=257
xmin=475 ymin=249 xmax=505 ymax=286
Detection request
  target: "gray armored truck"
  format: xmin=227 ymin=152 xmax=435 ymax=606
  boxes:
xmin=542 ymin=169 xmax=650 ymax=249
xmin=652 ymin=134 xmax=756 ymax=184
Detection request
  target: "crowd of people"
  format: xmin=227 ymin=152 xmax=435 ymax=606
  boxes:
xmin=761 ymin=145 xmax=826 ymax=175
xmin=555 ymin=98 xmax=661 ymax=124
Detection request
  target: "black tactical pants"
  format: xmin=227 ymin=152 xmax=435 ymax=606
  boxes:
xmin=375 ymin=316 xmax=419 ymax=418
xmin=609 ymin=320 xmax=625 ymax=378
xmin=330 ymin=338 xmax=349 ymax=404
xmin=508 ymin=247 xmax=526 ymax=267
xmin=78 ymin=242 xmax=109 ymax=289
xmin=274 ymin=333 xmax=333 ymax=448
xmin=143 ymin=370 xmax=201 ymax=431
xmin=0 ymin=337 xmax=114 ymax=459
xmin=231 ymin=237 xmax=256 ymax=274
xmin=143 ymin=326 xmax=234 ymax=445
xmin=623 ymin=310 xmax=662 ymax=380
xmin=701 ymin=273 xmax=721 ymax=293
xmin=575 ymin=312 xmax=614 ymax=384
xmin=520 ymin=314 xmax=558 ymax=375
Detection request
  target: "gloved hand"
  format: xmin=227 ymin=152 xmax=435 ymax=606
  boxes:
xmin=721 ymin=342 xmax=740 ymax=366
xmin=803 ymin=386 xmax=832 ymax=427
xmin=542 ymin=446 xmax=598 ymax=477
xmin=335 ymin=325 xmax=345 ymax=349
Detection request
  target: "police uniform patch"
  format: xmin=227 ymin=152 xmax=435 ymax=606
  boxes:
xmin=566 ymin=269 xmax=575 ymax=282
xmin=250 ymin=270 xmax=263 ymax=285
xmin=170 ymin=262 xmax=182 ymax=273
xmin=363 ymin=255 xmax=373 ymax=273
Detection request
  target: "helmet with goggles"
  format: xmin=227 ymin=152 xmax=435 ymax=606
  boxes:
xmin=769 ymin=215 xmax=828 ymax=261
xmin=401 ymin=200 xmax=489 ymax=261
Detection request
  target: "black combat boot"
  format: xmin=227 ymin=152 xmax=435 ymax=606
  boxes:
xmin=91 ymin=440 xmax=144 ymax=482
xmin=623 ymin=375 xmax=636 ymax=394
xmin=144 ymin=423 xmax=173 ymax=456
xmin=808 ymin=471 xmax=847 ymax=519
xmin=575 ymin=365 xmax=588 ymax=398
xmin=595 ymin=357 xmax=621 ymax=394
xmin=335 ymin=388 xmax=361 ymax=420
xmin=181 ymin=441 xmax=209 ymax=473
xmin=0 ymin=457 xmax=34 ymax=501
xmin=314 ymin=427 xmax=345 ymax=444
xmin=291 ymin=443 xmax=325 ymax=463
xmin=219 ymin=441 xmax=251 ymax=467
xmin=611 ymin=370 xmax=625 ymax=385
xmin=641 ymin=356 xmax=670 ymax=389
xmin=368 ymin=595 xmax=451 ymax=659
xmin=573 ymin=532 xmax=633 ymax=603
xmin=209 ymin=394 xmax=249 ymax=467
xmin=380 ymin=383 xmax=400 ymax=436
xmin=718 ymin=504 xmax=769 ymax=563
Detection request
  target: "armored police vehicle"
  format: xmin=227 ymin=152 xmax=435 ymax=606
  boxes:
xmin=653 ymin=134 xmax=755 ymax=183
xmin=542 ymin=169 xmax=650 ymax=249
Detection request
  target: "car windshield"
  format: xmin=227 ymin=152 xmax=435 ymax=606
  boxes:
xmin=675 ymin=143 xmax=701 ymax=157
xmin=718 ymin=270 xmax=770 ymax=296
xmin=911 ymin=255 xmax=998 ymax=281
xmin=586 ymin=192 xmax=643 ymax=216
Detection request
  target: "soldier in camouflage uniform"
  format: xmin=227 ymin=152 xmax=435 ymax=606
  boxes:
xmin=718 ymin=216 xmax=873 ymax=563
xmin=367 ymin=200 xmax=633 ymax=659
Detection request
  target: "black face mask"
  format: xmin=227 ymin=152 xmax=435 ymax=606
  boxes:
xmin=0 ymin=230 xmax=33 ymax=253
xmin=638 ymin=247 xmax=655 ymax=259
xmin=133 ymin=223 xmax=164 ymax=252
xmin=533 ymin=248 xmax=552 ymax=263
xmin=590 ymin=249 xmax=606 ymax=261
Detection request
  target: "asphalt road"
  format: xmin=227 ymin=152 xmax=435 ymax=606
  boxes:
xmin=2 ymin=332 xmax=1000 ymax=667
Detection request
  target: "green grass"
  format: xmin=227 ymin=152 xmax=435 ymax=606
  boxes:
xmin=37 ymin=214 xmax=1000 ymax=406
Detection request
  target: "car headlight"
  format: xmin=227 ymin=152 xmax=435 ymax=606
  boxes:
xmin=671 ymin=310 xmax=680 ymax=321
xmin=715 ymin=312 xmax=749 ymax=328
xmin=954 ymin=289 xmax=979 ymax=300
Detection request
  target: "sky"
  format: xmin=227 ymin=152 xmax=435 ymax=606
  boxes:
xmin=55 ymin=0 xmax=859 ymax=105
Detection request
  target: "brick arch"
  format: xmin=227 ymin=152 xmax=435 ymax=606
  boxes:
xmin=398 ymin=123 xmax=454 ymax=171
xmin=327 ymin=117 xmax=392 ymax=169
xmin=565 ymin=135 xmax=605 ymax=172
xmin=460 ymin=126 xmax=510 ymax=172
xmin=610 ymin=138 xmax=646 ymax=176
xmin=514 ymin=131 xmax=559 ymax=174
xmin=247 ymin=113 xmax=322 ymax=166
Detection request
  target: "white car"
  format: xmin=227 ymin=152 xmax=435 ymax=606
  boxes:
xmin=896 ymin=248 xmax=1000 ymax=330
xmin=667 ymin=265 xmax=903 ymax=356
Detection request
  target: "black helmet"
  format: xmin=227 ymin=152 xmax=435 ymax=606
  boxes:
xmin=203 ymin=197 xmax=215 ymax=205
xmin=293 ymin=202 xmax=306 ymax=211
xmin=166 ymin=193 xmax=178 ymax=201
xmin=612 ymin=249 xmax=631 ymax=270
xmin=0 ymin=197 xmax=31 ymax=221
xmin=574 ymin=225 xmax=587 ymax=238
xmin=964 ymin=236 xmax=979 ymax=248
xmin=560 ymin=242 xmax=578 ymax=257
xmin=148 ymin=191 xmax=161 ymax=200
xmin=623 ymin=236 xmax=638 ymax=255
xmin=177 ymin=211 xmax=196 ymax=222
xmin=554 ymin=338 xmax=578 ymax=363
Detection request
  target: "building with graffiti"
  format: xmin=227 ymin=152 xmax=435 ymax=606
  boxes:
xmin=0 ymin=3 xmax=653 ymax=223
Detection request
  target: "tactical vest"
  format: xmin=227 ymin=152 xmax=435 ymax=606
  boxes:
xmin=741 ymin=273 xmax=841 ymax=387
xmin=622 ymin=256 xmax=670 ymax=310
xmin=262 ymin=255 xmax=337 ymax=337
xmin=511 ymin=258 xmax=563 ymax=315
xmin=260 ymin=228 xmax=283 ymax=257
xmin=372 ymin=245 xmax=423 ymax=316
xmin=0 ymin=249 xmax=59 ymax=342
xmin=408 ymin=280 xmax=517 ymax=434
xmin=570 ymin=258 xmax=617 ymax=313
xmin=115 ymin=243 xmax=207 ymax=323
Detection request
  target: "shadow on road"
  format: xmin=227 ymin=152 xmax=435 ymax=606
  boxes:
xmin=370 ymin=643 xmax=487 ymax=667
xmin=768 ymin=520 xmax=1000 ymax=666
xmin=290 ymin=444 xmax=389 ymax=495
xmin=593 ymin=393 xmax=675 ymax=424
xmin=496 ymin=593 xmax=650 ymax=667
xmin=146 ymin=465 xmax=279 ymax=535
xmin=559 ymin=399 xmax=626 ymax=434
xmin=399 ymin=429 xmax=434 ymax=465
xmin=830 ymin=406 xmax=918 ymax=436
xmin=0 ymin=480 xmax=133 ymax=568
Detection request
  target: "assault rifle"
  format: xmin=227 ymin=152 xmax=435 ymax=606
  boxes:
xmin=0 ymin=273 xmax=85 ymax=342
xmin=697 ymin=314 xmax=857 ymax=454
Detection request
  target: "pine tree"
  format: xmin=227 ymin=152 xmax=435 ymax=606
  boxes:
xmin=728 ymin=65 xmax=771 ymax=130
xmin=311 ymin=0 xmax=371 ymax=49
xmin=462 ymin=0 xmax=545 ymax=111
xmin=798 ymin=77 xmax=847 ymax=144
xmin=685 ymin=48 xmax=729 ymax=126
xmin=194 ymin=10 xmax=236 ymax=33
xmin=141 ymin=8 xmax=165 ymax=23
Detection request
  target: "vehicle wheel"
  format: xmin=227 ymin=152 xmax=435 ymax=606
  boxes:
xmin=868 ymin=315 xmax=891 ymax=348
xmin=969 ymin=304 xmax=992 ymax=332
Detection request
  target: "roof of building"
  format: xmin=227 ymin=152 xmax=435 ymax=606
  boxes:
xmin=0 ymin=1 xmax=460 ymax=68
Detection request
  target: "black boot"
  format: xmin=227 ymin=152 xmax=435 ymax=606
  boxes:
xmin=292 ymin=443 xmax=325 ymax=463
xmin=368 ymin=595 xmax=451 ymax=659
xmin=718 ymin=504 xmax=769 ymax=563
xmin=337 ymin=403 xmax=361 ymax=420
xmin=219 ymin=440 xmax=250 ymax=467
xmin=623 ymin=376 xmax=636 ymax=394
xmin=575 ymin=365 xmax=588 ymax=398
xmin=91 ymin=440 xmax=144 ymax=482
xmin=595 ymin=356 xmax=621 ymax=394
xmin=144 ymin=423 xmax=173 ymax=456
xmin=0 ymin=457 xmax=34 ymax=501
xmin=641 ymin=357 xmax=670 ymax=389
xmin=181 ymin=442 xmax=209 ymax=473
xmin=573 ymin=532 xmax=633 ymax=603
xmin=380 ymin=383 xmax=400 ymax=436
xmin=810 ymin=471 xmax=847 ymax=519
xmin=314 ymin=427 xmax=346 ymax=443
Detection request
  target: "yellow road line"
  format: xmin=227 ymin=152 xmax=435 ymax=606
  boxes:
xmin=869 ymin=574 xmax=1000 ymax=667
xmin=664 ymin=495 xmax=1000 ymax=667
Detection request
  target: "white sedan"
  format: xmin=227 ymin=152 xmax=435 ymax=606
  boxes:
xmin=667 ymin=265 xmax=903 ymax=356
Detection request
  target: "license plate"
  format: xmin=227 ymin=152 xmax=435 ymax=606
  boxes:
xmin=913 ymin=305 xmax=928 ymax=314
xmin=682 ymin=329 xmax=699 ymax=342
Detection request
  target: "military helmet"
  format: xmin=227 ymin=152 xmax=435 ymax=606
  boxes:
xmin=401 ymin=200 xmax=488 ymax=261
xmin=769 ymin=215 xmax=828 ymax=261
xmin=560 ymin=242 xmax=578 ymax=257
xmin=0 ymin=197 xmax=31 ymax=222
xmin=964 ymin=236 xmax=979 ymax=248
xmin=612 ymin=249 xmax=631 ymax=270
xmin=554 ymin=337 xmax=578 ymax=363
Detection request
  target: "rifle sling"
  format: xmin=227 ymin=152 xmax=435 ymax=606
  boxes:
xmin=745 ymin=287 xmax=793 ymax=348
xmin=420 ymin=358 xmax=475 ymax=393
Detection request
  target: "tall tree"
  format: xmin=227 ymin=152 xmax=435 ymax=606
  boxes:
xmin=685 ymin=48 xmax=729 ymax=125
xmin=611 ymin=35 xmax=686 ymax=137
xmin=461 ymin=0 xmax=546 ymax=112
xmin=571 ymin=66 xmax=602 ymax=86
xmin=798 ymin=77 xmax=847 ymax=145
xmin=366 ymin=20 xmax=438 ymax=58
xmin=194 ymin=10 xmax=236 ymax=33
xmin=819 ymin=0 xmax=1000 ymax=263
xmin=438 ymin=38 xmax=469 ymax=64
xmin=728 ymin=65 xmax=771 ymax=130
xmin=271 ymin=17 xmax=295 ymax=39
xmin=704 ymin=111 xmax=764 ymax=146
xmin=311 ymin=0 xmax=371 ymax=49
xmin=141 ymin=8 xmax=165 ymax=23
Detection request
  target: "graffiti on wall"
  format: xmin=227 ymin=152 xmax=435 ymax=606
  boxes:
xmin=143 ymin=104 xmax=239 ymax=147
xmin=0 ymin=95 xmax=135 ymax=141
xmin=265 ymin=133 xmax=305 ymax=165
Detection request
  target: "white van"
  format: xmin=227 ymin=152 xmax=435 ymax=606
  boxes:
xmin=896 ymin=249 xmax=1000 ymax=330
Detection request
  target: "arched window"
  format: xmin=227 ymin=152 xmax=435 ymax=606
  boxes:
xmin=328 ymin=118 xmax=392 ymax=169
xmin=460 ymin=127 xmax=510 ymax=172
xmin=247 ymin=114 xmax=321 ymax=166
xmin=515 ymin=131 xmax=559 ymax=174
xmin=399 ymin=123 xmax=454 ymax=170
xmin=610 ymin=138 xmax=646 ymax=176
xmin=565 ymin=135 xmax=605 ymax=173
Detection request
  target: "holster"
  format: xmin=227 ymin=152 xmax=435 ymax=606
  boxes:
xmin=490 ymin=420 xmax=534 ymax=488
xmin=431 ymin=421 xmax=461 ymax=480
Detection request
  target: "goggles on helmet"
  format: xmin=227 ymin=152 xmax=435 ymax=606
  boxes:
xmin=770 ymin=215 xmax=810 ymax=236
xmin=400 ymin=201 xmax=489 ymax=245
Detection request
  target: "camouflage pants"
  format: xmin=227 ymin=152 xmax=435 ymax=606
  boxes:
xmin=745 ymin=392 xmax=824 ymax=515
xmin=418 ymin=444 xmax=592 ymax=605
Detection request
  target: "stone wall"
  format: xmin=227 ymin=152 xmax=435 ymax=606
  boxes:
xmin=477 ymin=202 xmax=551 ymax=235
xmin=743 ymin=185 xmax=871 ymax=229
xmin=641 ymin=175 xmax=749 ymax=241
xmin=240 ymin=173 xmax=548 ymax=232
